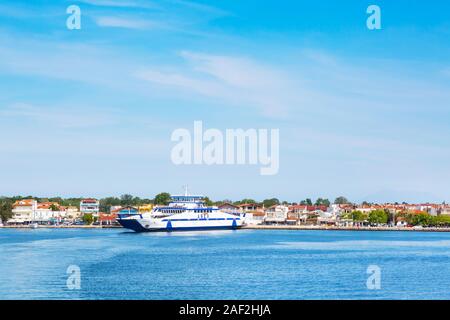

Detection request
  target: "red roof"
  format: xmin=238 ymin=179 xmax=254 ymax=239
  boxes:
xmin=81 ymin=199 xmax=98 ymax=203
xmin=12 ymin=199 xmax=35 ymax=208
xmin=99 ymin=213 xmax=117 ymax=222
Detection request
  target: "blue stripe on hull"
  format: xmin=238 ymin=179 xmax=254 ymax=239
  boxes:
xmin=165 ymin=225 xmax=240 ymax=232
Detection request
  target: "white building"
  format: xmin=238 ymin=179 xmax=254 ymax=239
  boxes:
xmin=264 ymin=205 xmax=289 ymax=224
xmin=65 ymin=206 xmax=81 ymax=219
xmin=317 ymin=210 xmax=337 ymax=225
xmin=328 ymin=204 xmax=343 ymax=216
xmin=80 ymin=199 xmax=100 ymax=216
xmin=10 ymin=199 xmax=37 ymax=224
xmin=34 ymin=203 xmax=71 ymax=223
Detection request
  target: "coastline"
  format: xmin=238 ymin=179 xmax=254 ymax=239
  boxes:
xmin=2 ymin=224 xmax=450 ymax=232
xmin=242 ymin=225 xmax=450 ymax=232
xmin=0 ymin=225 xmax=122 ymax=229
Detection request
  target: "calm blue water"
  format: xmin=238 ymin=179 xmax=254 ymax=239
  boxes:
xmin=1 ymin=228 xmax=450 ymax=299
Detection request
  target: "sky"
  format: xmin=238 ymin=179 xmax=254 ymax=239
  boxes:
xmin=0 ymin=0 xmax=450 ymax=203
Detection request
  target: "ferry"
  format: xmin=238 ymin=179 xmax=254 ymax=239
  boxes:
xmin=117 ymin=189 xmax=244 ymax=232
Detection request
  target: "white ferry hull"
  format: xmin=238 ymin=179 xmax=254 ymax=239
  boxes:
xmin=117 ymin=215 xmax=243 ymax=232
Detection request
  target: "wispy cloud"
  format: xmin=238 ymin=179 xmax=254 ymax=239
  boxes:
xmin=95 ymin=16 xmax=160 ymax=29
xmin=136 ymin=51 xmax=296 ymax=117
xmin=1 ymin=103 xmax=118 ymax=128
xmin=78 ymin=0 xmax=156 ymax=8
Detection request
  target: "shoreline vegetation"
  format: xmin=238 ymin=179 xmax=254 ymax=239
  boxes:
xmin=2 ymin=194 xmax=450 ymax=230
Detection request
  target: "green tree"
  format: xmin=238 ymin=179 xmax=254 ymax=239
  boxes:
xmin=334 ymin=196 xmax=350 ymax=205
xmin=154 ymin=192 xmax=171 ymax=205
xmin=99 ymin=197 xmax=121 ymax=213
xmin=82 ymin=213 xmax=94 ymax=225
xmin=48 ymin=197 xmax=63 ymax=204
xmin=368 ymin=209 xmax=388 ymax=225
xmin=234 ymin=199 xmax=256 ymax=205
xmin=120 ymin=194 xmax=134 ymax=206
xmin=262 ymin=198 xmax=280 ymax=208
xmin=350 ymin=210 xmax=366 ymax=222
xmin=203 ymin=197 xmax=213 ymax=206
xmin=435 ymin=215 xmax=450 ymax=227
xmin=300 ymin=198 xmax=313 ymax=206
xmin=50 ymin=203 xmax=59 ymax=211
xmin=315 ymin=198 xmax=331 ymax=206
xmin=407 ymin=212 xmax=433 ymax=226
xmin=0 ymin=200 xmax=13 ymax=223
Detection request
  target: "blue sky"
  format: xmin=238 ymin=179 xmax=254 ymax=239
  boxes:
xmin=0 ymin=0 xmax=450 ymax=203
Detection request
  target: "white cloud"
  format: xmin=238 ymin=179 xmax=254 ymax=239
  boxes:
xmin=136 ymin=51 xmax=297 ymax=118
xmin=179 ymin=51 xmax=286 ymax=89
xmin=95 ymin=16 xmax=160 ymax=29
xmin=78 ymin=0 xmax=156 ymax=8
xmin=1 ymin=103 xmax=118 ymax=128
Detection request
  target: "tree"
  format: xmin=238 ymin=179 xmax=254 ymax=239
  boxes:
xmin=49 ymin=197 xmax=63 ymax=203
xmin=435 ymin=215 xmax=450 ymax=227
xmin=350 ymin=210 xmax=367 ymax=222
xmin=50 ymin=204 xmax=59 ymax=211
xmin=0 ymin=200 xmax=13 ymax=223
xmin=262 ymin=198 xmax=280 ymax=208
xmin=120 ymin=194 xmax=134 ymax=206
xmin=154 ymin=192 xmax=171 ymax=205
xmin=315 ymin=198 xmax=330 ymax=206
xmin=407 ymin=212 xmax=433 ymax=226
xmin=203 ymin=197 xmax=213 ymax=206
xmin=100 ymin=197 xmax=121 ymax=213
xmin=234 ymin=199 xmax=256 ymax=205
xmin=368 ymin=209 xmax=388 ymax=225
xmin=300 ymin=198 xmax=313 ymax=206
xmin=82 ymin=213 xmax=94 ymax=225
xmin=334 ymin=196 xmax=350 ymax=204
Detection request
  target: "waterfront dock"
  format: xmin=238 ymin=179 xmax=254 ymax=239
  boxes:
xmin=3 ymin=224 xmax=450 ymax=232
xmin=0 ymin=224 xmax=121 ymax=229
xmin=242 ymin=224 xmax=450 ymax=232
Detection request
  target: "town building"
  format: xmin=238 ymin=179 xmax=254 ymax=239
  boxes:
xmin=99 ymin=212 xmax=118 ymax=225
xmin=110 ymin=205 xmax=122 ymax=214
xmin=10 ymin=199 xmax=37 ymax=224
xmin=138 ymin=204 xmax=153 ymax=213
xmin=218 ymin=203 xmax=240 ymax=214
xmin=243 ymin=211 xmax=265 ymax=225
xmin=264 ymin=205 xmax=289 ymax=224
xmin=80 ymin=198 xmax=100 ymax=216
xmin=239 ymin=203 xmax=263 ymax=212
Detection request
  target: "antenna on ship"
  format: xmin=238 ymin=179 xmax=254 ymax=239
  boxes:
xmin=183 ymin=185 xmax=189 ymax=196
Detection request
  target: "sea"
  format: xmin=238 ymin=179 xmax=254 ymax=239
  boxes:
xmin=1 ymin=228 xmax=450 ymax=299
